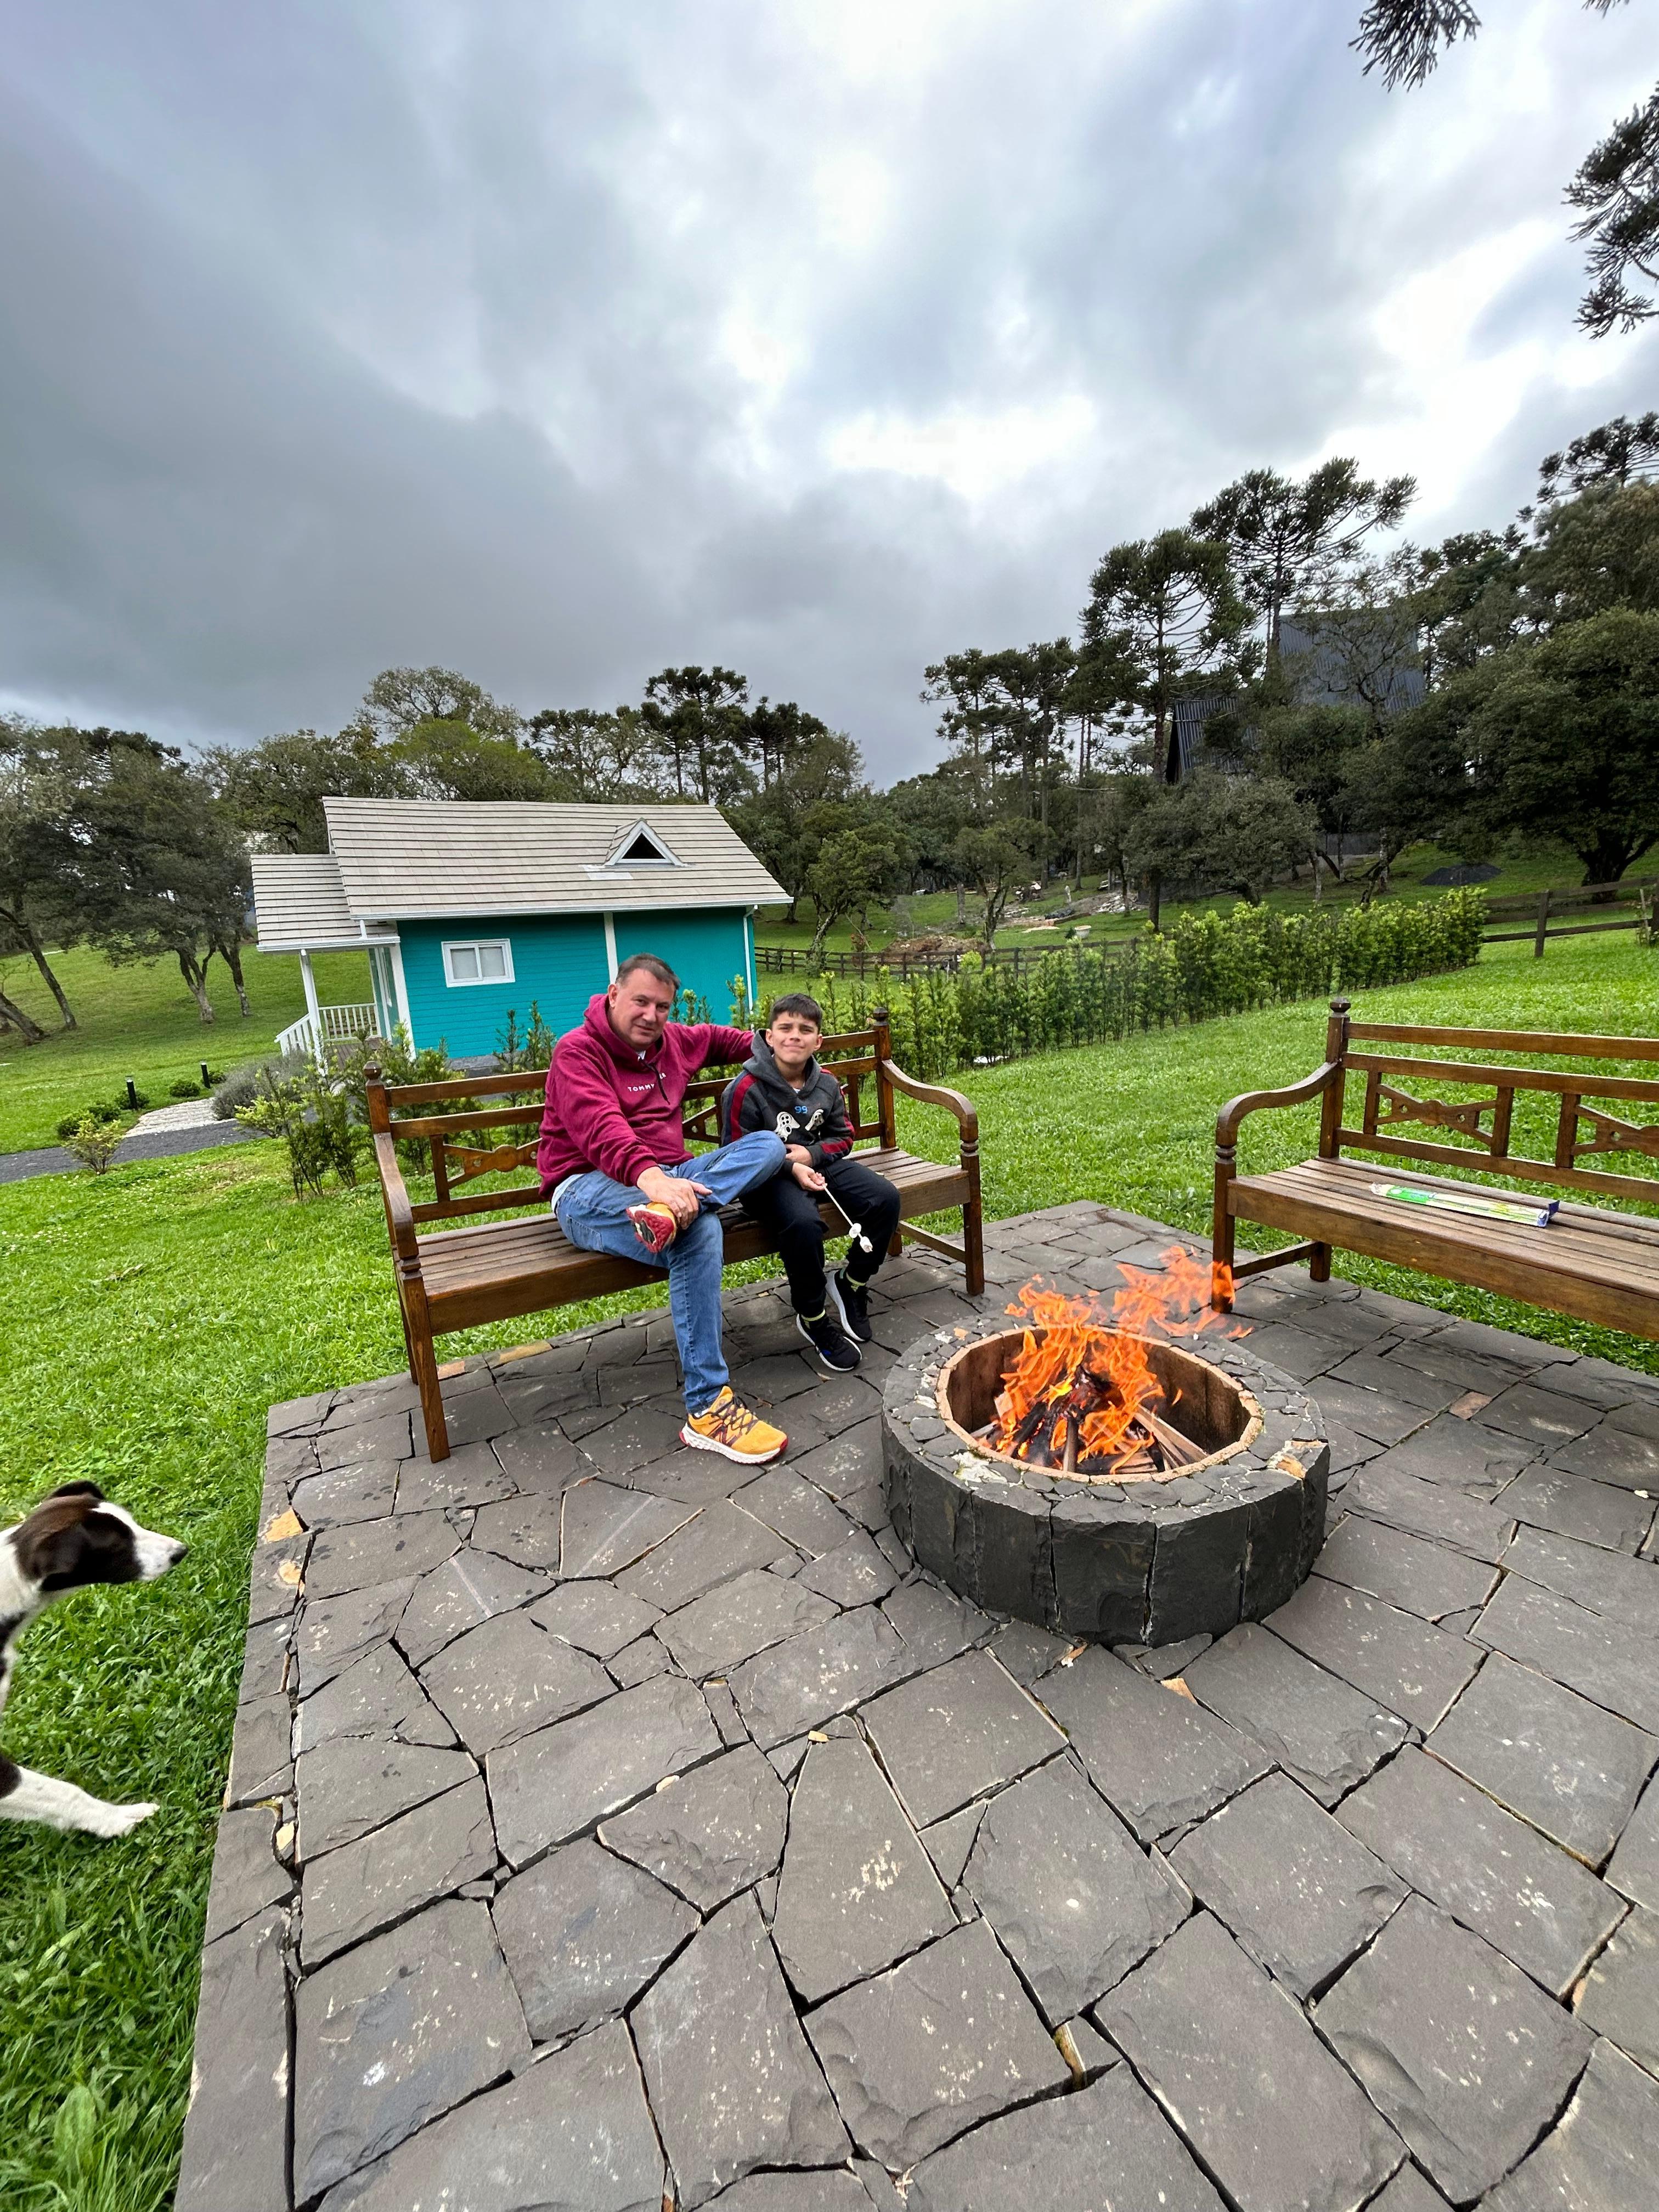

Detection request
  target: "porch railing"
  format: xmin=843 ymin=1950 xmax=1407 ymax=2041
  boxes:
xmin=275 ymin=1002 xmax=380 ymax=1061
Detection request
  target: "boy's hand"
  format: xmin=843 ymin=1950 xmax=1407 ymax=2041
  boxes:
xmin=784 ymin=1144 xmax=814 ymax=1167
xmin=791 ymin=1161 xmax=827 ymax=1192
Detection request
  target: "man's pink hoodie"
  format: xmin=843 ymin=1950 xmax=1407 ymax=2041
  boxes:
xmin=537 ymin=992 xmax=753 ymax=1194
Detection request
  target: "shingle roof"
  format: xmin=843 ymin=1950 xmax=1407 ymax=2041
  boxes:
xmin=321 ymin=798 xmax=787 ymax=920
xmin=250 ymin=853 xmax=398 ymax=951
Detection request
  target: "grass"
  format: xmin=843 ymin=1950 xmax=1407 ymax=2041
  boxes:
xmin=0 ymin=927 xmax=1654 ymax=2209
xmin=0 ymin=944 xmax=374 ymax=1154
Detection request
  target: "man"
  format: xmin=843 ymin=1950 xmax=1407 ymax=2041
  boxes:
xmin=721 ymin=991 xmax=901 ymax=1372
xmin=538 ymin=953 xmax=788 ymax=1464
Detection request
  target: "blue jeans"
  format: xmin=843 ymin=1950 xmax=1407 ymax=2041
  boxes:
xmin=554 ymin=1131 xmax=788 ymax=1415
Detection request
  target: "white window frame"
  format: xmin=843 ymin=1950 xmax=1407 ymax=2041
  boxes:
xmin=605 ymin=819 xmax=681 ymax=868
xmin=442 ymin=936 xmax=515 ymax=987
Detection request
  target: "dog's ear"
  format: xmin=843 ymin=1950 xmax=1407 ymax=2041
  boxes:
xmin=13 ymin=1490 xmax=107 ymax=1590
xmin=44 ymin=1480 xmax=104 ymax=1504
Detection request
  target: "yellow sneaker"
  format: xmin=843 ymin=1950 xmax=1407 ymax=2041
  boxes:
xmin=680 ymin=1387 xmax=787 ymax=1464
xmin=626 ymin=1201 xmax=679 ymax=1256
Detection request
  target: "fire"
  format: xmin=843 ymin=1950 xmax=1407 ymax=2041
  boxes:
xmin=988 ymin=1246 xmax=1238 ymax=1480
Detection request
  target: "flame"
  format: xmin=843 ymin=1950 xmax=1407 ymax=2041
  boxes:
xmin=988 ymin=1245 xmax=1236 ymax=1474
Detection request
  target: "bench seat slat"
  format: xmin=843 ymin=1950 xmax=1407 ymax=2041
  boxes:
xmin=417 ymin=1148 xmax=968 ymax=1329
xmin=1228 ymin=1159 xmax=1659 ymax=1336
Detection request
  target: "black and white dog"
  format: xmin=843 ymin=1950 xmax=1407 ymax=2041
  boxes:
xmin=1 ymin=1481 xmax=187 ymax=1837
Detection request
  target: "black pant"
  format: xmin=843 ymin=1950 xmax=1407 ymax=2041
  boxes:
xmin=741 ymin=1155 xmax=903 ymax=1316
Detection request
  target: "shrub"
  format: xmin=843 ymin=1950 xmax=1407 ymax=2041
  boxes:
xmin=494 ymin=1001 xmax=554 ymax=1073
xmin=213 ymin=1054 xmax=311 ymax=1120
xmin=54 ymin=1099 xmax=133 ymax=1141
xmin=234 ymin=1062 xmax=364 ymax=1199
xmin=168 ymin=1077 xmax=204 ymax=1099
xmin=783 ymin=889 xmax=1487 ymax=1081
xmin=61 ymin=1115 xmax=126 ymax=1175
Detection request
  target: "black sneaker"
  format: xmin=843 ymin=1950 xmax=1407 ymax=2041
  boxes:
xmin=797 ymin=1308 xmax=861 ymax=1372
xmin=828 ymin=1268 xmax=873 ymax=1344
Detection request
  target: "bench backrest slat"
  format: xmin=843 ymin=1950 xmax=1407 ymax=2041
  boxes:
xmin=1328 ymin=1013 xmax=1659 ymax=1208
xmin=369 ymin=1023 xmax=891 ymax=1227
xmin=1348 ymin=1021 xmax=1659 ymax=1063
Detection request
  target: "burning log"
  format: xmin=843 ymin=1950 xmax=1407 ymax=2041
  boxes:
xmin=984 ymin=1263 xmax=1226 ymax=1481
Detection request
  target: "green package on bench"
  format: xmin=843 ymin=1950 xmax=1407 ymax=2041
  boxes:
xmin=1370 ymin=1182 xmax=1560 ymax=1228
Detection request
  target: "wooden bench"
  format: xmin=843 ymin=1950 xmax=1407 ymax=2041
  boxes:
xmin=366 ymin=1012 xmax=984 ymax=1460
xmin=1212 ymin=998 xmax=1659 ymax=1338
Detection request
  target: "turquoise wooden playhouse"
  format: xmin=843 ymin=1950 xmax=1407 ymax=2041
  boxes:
xmin=250 ymin=798 xmax=786 ymax=1062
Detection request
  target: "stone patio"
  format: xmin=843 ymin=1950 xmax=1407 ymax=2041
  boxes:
xmin=178 ymin=1202 xmax=1659 ymax=2211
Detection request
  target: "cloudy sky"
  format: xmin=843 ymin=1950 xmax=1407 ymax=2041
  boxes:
xmin=2 ymin=1 xmax=1655 ymax=780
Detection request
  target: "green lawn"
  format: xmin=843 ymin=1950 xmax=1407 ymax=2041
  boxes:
xmin=0 ymin=944 xmax=375 ymax=1154
xmin=0 ymin=927 xmax=1654 ymax=2210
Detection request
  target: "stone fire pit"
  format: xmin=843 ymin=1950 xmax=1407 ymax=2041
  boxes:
xmin=883 ymin=1314 xmax=1329 ymax=1644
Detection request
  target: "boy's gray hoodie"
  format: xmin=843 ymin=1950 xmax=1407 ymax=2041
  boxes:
xmin=719 ymin=1036 xmax=854 ymax=1168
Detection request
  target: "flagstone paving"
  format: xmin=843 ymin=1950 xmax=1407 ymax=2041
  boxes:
xmin=178 ymin=1201 xmax=1659 ymax=2211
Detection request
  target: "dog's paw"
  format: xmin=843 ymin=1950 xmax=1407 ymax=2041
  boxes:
xmin=90 ymin=1800 xmax=158 ymax=1838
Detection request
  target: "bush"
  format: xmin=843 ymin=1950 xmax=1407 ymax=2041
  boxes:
xmin=213 ymin=1055 xmax=310 ymax=1120
xmin=234 ymin=1062 xmax=364 ymax=1199
xmin=61 ymin=1115 xmax=126 ymax=1175
xmin=168 ymin=1078 xmax=204 ymax=1099
xmin=786 ymin=889 xmax=1488 ymax=1082
xmin=54 ymin=1099 xmax=134 ymax=1141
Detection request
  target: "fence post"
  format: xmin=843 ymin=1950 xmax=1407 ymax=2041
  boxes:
xmin=1533 ymin=889 xmax=1551 ymax=959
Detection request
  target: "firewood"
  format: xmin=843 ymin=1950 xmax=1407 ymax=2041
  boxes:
xmin=1142 ymin=1408 xmax=1206 ymax=1468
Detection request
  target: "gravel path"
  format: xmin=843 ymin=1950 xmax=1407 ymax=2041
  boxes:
xmin=0 ymin=1120 xmax=267 ymax=1186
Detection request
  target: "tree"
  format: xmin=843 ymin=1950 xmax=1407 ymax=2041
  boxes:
xmin=883 ymin=769 xmax=975 ymax=898
xmin=640 ymin=667 xmax=753 ymax=803
xmin=526 ymin=707 xmax=663 ymax=800
xmin=804 ymin=823 xmax=908 ymax=960
xmin=350 ymin=666 xmax=521 ymax=743
xmin=950 ymin=818 xmax=1052 ymax=949
xmin=64 ymin=733 xmax=253 ymax=1022
xmin=1351 ymin=1 xmax=1652 ymax=336
xmin=1524 ymin=482 xmax=1659 ymax=627
xmin=1124 ymin=772 xmax=1316 ymax=907
xmin=1190 ymin=460 xmax=1415 ymax=650
xmin=985 ymin=641 xmax=1078 ymax=832
xmin=1081 ymin=532 xmax=1249 ymax=787
xmin=388 ymin=718 xmax=557 ymax=802
xmin=921 ymin=650 xmax=1003 ymax=820
xmin=1459 ymin=607 xmax=1659 ymax=882
xmin=1538 ymin=411 xmax=1659 ymax=501
xmin=1256 ymin=702 xmax=1375 ymax=889
xmin=725 ymin=730 xmax=867 ymax=923
xmin=205 ymin=725 xmax=402 ymax=851
xmin=746 ymin=698 xmax=834 ymax=789
xmin=1570 ymin=87 xmax=1659 ymax=338
xmin=0 ymin=718 xmax=92 ymax=1030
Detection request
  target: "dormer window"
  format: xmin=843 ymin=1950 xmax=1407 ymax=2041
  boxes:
xmin=606 ymin=820 xmax=679 ymax=868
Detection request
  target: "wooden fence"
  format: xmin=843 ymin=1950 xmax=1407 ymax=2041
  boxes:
xmin=756 ymin=940 xmax=1104 ymax=980
xmin=1481 ymin=877 xmax=1657 ymax=957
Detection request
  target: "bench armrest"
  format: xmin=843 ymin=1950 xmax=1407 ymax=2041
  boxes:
xmin=372 ymin=1128 xmax=421 ymax=1264
xmin=879 ymin=1058 xmax=979 ymax=1146
xmin=1216 ymin=1061 xmax=1341 ymax=1150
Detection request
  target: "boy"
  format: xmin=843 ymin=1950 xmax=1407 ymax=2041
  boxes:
xmin=721 ymin=993 xmax=902 ymax=1372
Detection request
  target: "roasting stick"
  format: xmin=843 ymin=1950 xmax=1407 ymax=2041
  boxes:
xmin=820 ymin=1184 xmax=875 ymax=1255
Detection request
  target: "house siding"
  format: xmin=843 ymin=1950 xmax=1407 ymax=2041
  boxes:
xmin=612 ymin=910 xmax=752 ymax=1026
xmin=396 ymin=907 xmax=754 ymax=1056
xmin=398 ymin=914 xmax=611 ymax=1056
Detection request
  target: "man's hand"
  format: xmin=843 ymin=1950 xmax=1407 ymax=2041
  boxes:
xmin=639 ymin=1165 xmax=710 ymax=1227
xmin=791 ymin=1160 xmax=827 ymax=1192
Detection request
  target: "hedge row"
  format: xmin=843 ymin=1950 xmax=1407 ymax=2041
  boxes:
xmin=771 ymin=890 xmax=1487 ymax=1083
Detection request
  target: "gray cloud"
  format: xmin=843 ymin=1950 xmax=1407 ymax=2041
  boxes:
xmin=2 ymin=1 xmax=1656 ymax=777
